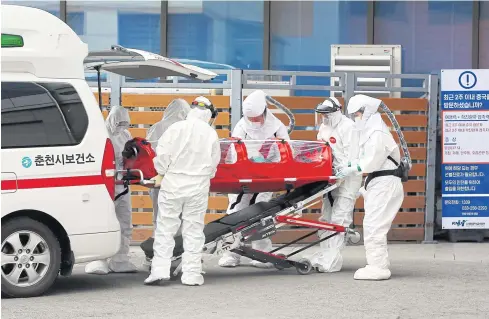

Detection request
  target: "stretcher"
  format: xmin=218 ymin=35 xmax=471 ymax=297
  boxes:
xmin=139 ymin=181 xmax=361 ymax=277
xmin=118 ymin=139 xmax=361 ymax=277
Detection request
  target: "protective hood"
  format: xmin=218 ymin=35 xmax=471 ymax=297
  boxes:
xmin=346 ymin=94 xmax=381 ymax=130
xmin=187 ymin=107 xmax=212 ymax=124
xmin=329 ymin=111 xmax=343 ymax=128
xmin=193 ymin=96 xmax=212 ymax=107
xmin=243 ymin=90 xmax=267 ymax=117
xmin=106 ymin=105 xmax=130 ymax=136
xmin=146 ymin=99 xmax=191 ymax=149
xmin=317 ymin=110 xmax=343 ymax=129
xmin=315 ymin=97 xmax=343 ymax=129
xmin=347 ymin=94 xmax=382 ymax=119
xmin=241 ymin=90 xmax=283 ymax=139
xmin=346 ymin=94 xmax=389 ymax=145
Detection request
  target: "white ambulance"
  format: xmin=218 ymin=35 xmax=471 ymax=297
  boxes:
xmin=1 ymin=5 xmax=121 ymax=298
xmin=1 ymin=5 xmax=219 ymax=298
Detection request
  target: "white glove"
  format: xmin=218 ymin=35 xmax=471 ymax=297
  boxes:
xmin=150 ymin=175 xmax=163 ymax=188
xmin=356 ymin=186 xmax=366 ymax=199
xmin=335 ymin=166 xmax=359 ymax=179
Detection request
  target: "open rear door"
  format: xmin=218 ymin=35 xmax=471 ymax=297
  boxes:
xmin=84 ymin=45 xmax=217 ymax=81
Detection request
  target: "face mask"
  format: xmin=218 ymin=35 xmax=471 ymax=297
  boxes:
xmin=251 ymin=122 xmax=263 ymax=129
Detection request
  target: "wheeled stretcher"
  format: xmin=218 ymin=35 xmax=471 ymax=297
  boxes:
xmin=136 ymin=180 xmax=360 ymax=277
xmin=118 ymin=139 xmax=361 ymax=277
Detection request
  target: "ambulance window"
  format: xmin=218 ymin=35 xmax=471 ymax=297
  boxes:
xmin=1 ymin=82 xmax=89 ymax=149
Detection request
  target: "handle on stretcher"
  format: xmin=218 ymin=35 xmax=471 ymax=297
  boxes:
xmin=115 ymin=169 xmax=157 ymax=188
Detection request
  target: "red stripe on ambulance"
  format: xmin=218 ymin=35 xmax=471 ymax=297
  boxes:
xmin=1 ymin=175 xmax=104 ymax=190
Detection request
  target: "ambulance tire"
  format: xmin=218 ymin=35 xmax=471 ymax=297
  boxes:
xmin=1 ymin=217 xmax=61 ymax=298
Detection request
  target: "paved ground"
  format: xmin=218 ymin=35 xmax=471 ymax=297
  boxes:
xmin=2 ymin=242 xmax=489 ymax=319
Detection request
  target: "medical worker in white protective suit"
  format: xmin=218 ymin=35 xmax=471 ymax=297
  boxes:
xmin=309 ymin=97 xmax=362 ymax=273
xmin=85 ymin=106 xmax=138 ymax=274
xmin=336 ymin=94 xmax=404 ymax=280
xmin=218 ymin=90 xmax=290 ymax=269
xmin=144 ymin=98 xmax=220 ymax=286
xmin=142 ymin=99 xmax=191 ymax=270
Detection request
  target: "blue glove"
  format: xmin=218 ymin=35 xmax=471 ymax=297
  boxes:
xmin=336 ymin=166 xmax=360 ymax=179
xmin=251 ymin=156 xmax=267 ymax=163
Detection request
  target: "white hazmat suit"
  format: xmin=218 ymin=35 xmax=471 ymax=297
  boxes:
xmin=144 ymin=107 xmax=220 ymax=286
xmin=218 ymin=90 xmax=290 ymax=269
xmin=338 ymin=94 xmax=404 ymax=280
xmin=142 ymin=99 xmax=191 ymax=271
xmin=147 ymin=99 xmax=191 ymax=231
xmin=85 ymin=106 xmax=137 ymax=274
xmin=309 ymin=98 xmax=362 ymax=273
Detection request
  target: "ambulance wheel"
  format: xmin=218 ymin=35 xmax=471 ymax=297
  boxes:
xmin=1 ymin=217 xmax=61 ymax=298
xmin=274 ymin=254 xmax=287 ymax=270
xmin=296 ymin=258 xmax=313 ymax=275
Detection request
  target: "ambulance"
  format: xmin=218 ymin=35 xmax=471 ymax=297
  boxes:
xmin=1 ymin=5 xmax=121 ymax=298
xmin=1 ymin=5 xmax=219 ymax=298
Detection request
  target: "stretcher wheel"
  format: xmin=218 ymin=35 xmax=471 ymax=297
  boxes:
xmin=274 ymin=253 xmax=287 ymax=270
xmin=347 ymin=231 xmax=362 ymax=245
xmin=296 ymin=258 xmax=312 ymax=275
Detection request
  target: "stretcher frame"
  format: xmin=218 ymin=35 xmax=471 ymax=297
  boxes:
xmin=123 ymin=170 xmax=361 ymax=277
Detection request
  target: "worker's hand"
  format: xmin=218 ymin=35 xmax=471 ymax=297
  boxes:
xmin=356 ymin=186 xmax=366 ymax=199
xmin=150 ymin=174 xmax=163 ymax=188
xmin=335 ymin=166 xmax=359 ymax=179
xmin=251 ymin=156 xmax=267 ymax=163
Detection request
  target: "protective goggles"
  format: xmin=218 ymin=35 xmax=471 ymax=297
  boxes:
xmin=191 ymin=101 xmax=210 ymax=108
xmin=191 ymin=100 xmax=218 ymax=119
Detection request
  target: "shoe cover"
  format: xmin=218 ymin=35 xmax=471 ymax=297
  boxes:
xmin=250 ymin=260 xmax=274 ymax=269
xmin=85 ymin=260 xmax=110 ymax=275
xmin=181 ymin=272 xmax=204 ymax=286
xmin=144 ymin=273 xmax=169 ymax=285
xmin=218 ymin=253 xmax=241 ymax=267
xmin=353 ymin=265 xmax=391 ymax=280
xmin=309 ymin=250 xmax=343 ymax=273
xmin=142 ymin=257 xmax=152 ymax=272
xmin=108 ymin=259 xmax=138 ymax=273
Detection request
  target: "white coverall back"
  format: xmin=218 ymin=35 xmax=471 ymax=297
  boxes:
xmin=310 ymin=111 xmax=362 ymax=272
xmin=85 ymin=106 xmax=137 ymax=274
xmin=146 ymin=99 xmax=191 ymax=231
xmin=149 ymin=108 xmax=220 ymax=285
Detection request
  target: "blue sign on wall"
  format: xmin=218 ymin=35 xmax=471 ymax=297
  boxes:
xmin=440 ymin=69 xmax=489 ymax=229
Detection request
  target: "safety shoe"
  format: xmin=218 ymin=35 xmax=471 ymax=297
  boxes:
xmin=142 ymin=257 xmax=152 ymax=272
xmin=353 ymin=265 xmax=391 ymax=280
xmin=181 ymin=273 xmax=204 ymax=286
xmin=85 ymin=260 xmax=110 ymax=275
xmin=250 ymin=260 xmax=274 ymax=269
xmin=144 ymin=274 xmax=170 ymax=285
xmin=218 ymin=254 xmax=241 ymax=267
xmin=108 ymin=260 xmax=138 ymax=273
